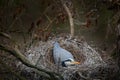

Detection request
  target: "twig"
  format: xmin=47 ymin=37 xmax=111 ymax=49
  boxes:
xmin=8 ymin=7 xmax=25 ymax=31
xmin=78 ymin=72 xmax=89 ymax=80
xmin=44 ymin=14 xmax=56 ymax=31
xmin=0 ymin=32 xmax=12 ymax=39
xmin=0 ymin=32 xmax=18 ymax=46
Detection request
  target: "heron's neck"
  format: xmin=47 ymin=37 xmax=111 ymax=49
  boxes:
xmin=62 ymin=60 xmax=67 ymax=67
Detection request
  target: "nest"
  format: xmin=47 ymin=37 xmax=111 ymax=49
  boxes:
xmin=45 ymin=42 xmax=85 ymax=66
xmin=18 ymin=35 xmax=119 ymax=80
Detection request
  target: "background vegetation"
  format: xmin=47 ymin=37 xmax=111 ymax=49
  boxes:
xmin=0 ymin=0 xmax=120 ymax=80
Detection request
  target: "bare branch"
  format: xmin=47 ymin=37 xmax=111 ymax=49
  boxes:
xmin=60 ymin=0 xmax=74 ymax=37
xmin=0 ymin=44 xmax=63 ymax=80
xmin=0 ymin=32 xmax=12 ymax=40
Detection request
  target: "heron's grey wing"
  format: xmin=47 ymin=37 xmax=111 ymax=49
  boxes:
xmin=53 ymin=47 xmax=61 ymax=64
xmin=53 ymin=47 xmax=74 ymax=64
xmin=59 ymin=48 xmax=74 ymax=61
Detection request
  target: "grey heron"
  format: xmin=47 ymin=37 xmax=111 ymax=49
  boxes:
xmin=53 ymin=42 xmax=80 ymax=67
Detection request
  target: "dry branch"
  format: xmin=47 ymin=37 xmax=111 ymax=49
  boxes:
xmin=0 ymin=32 xmax=12 ymax=39
xmin=0 ymin=32 xmax=18 ymax=46
xmin=60 ymin=0 xmax=74 ymax=37
xmin=0 ymin=44 xmax=63 ymax=80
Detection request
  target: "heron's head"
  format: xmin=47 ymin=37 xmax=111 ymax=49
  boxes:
xmin=54 ymin=41 xmax=60 ymax=48
xmin=62 ymin=58 xmax=80 ymax=67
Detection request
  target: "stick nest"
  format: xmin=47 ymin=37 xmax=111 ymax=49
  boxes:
xmin=19 ymin=34 xmax=119 ymax=80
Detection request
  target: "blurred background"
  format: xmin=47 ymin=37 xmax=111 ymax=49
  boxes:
xmin=0 ymin=0 xmax=120 ymax=80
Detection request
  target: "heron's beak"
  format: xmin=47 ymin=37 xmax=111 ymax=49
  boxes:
xmin=71 ymin=61 xmax=80 ymax=64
